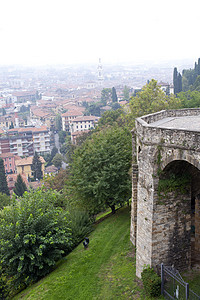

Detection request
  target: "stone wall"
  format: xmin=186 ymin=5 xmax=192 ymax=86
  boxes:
xmin=131 ymin=108 xmax=200 ymax=278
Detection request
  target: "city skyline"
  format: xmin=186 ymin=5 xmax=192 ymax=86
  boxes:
xmin=0 ymin=0 xmax=199 ymax=66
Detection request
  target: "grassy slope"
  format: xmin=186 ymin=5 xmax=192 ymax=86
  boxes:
xmin=14 ymin=207 xmax=143 ymax=300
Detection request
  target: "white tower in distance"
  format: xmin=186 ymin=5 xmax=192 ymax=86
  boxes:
xmin=97 ymin=58 xmax=104 ymax=86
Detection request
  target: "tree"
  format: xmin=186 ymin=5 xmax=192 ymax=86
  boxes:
xmin=128 ymin=79 xmax=181 ymax=127
xmin=173 ymin=67 xmax=182 ymax=94
xmin=97 ymin=108 xmax=123 ymax=129
xmin=0 ymin=159 xmax=10 ymax=196
xmin=13 ymin=174 xmax=27 ymax=197
xmin=52 ymin=153 xmax=63 ymax=169
xmin=58 ymin=130 xmax=67 ymax=145
xmin=70 ymin=126 xmax=132 ymax=215
xmin=55 ymin=114 xmax=62 ymax=132
xmin=0 ymin=193 xmax=11 ymax=209
xmin=122 ymin=85 xmax=130 ymax=101
xmin=43 ymin=169 xmax=69 ymax=193
xmin=32 ymin=152 xmax=43 ymax=180
xmin=111 ymin=87 xmax=118 ymax=102
xmin=0 ymin=189 xmax=71 ymax=288
xmin=101 ymin=88 xmax=112 ymax=105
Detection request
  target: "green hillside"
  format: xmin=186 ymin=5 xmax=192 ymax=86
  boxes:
xmin=14 ymin=207 xmax=143 ymax=300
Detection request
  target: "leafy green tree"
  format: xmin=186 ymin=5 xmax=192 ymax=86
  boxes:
xmin=122 ymin=85 xmax=130 ymax=101
xmin=0 ymin=193 xmax=11 ymax=209
xmin=111 ymin=87 xmax=118 ymax=102
xmin=177 ymin=90 xmax=200 ymax=108
xmin=97 ymin=108 xmax=123 ymax=129
xmin=101 ymin=88 xmax=112 ymax=105
xmin=84 ymin=102 xmax=101 ymax=116
xmin=128 ymin=79 xmax=181 ymax=128
xmin=58 ymin=130 xmax=67 ymax=145
xmin=32 ymin=152 xmax=43 ymax=180
xmin=191 ymin=75 xmax=200 ymax=92
xmin=55 ymin=114 xmax=62 ymax=132
xmin=0 ymin=159 xmax=10 ymax=196
xmin=70 ymin=126 xmax=132 ymax=215
xmin=0 ymin=189 xmax=71 ymax=287
xmin=13 ymin=174 xmax=27 ymax=197
xmin=52 ymin=153 xmax=63 ymax=169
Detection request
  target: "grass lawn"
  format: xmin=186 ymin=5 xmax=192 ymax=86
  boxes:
xmin=14 ymin=206 xmax=145 ymax=300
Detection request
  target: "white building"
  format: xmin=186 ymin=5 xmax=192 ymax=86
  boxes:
xmin=70 ymin=116 xmax=99 ymax=134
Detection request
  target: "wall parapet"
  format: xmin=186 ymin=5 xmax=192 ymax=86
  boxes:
xmin=135 ymin=109 xmax=200 ymax=151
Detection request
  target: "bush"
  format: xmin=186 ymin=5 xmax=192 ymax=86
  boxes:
xmin=67 ymin=208 xmax=93 ymax=248
xmin=141 ymin=265 xmax=161 ymax=297
xmin=0 ymin=189 xmax=72 ymax=290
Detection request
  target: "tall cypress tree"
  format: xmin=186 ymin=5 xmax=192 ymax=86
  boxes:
xmin=32 ymin=152 xmax=43 ymax=180
xmin=13 ymin=174 xmax=27 ymax=197
xmin=0 ymin=158 xmax=10 ymax=196
xmin=111 ymin=87 xmax=118 ymax=103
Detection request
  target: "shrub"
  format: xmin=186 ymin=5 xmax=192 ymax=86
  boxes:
xmin=141 ymin=265 xmax=161 ymax=297
xmin=67 ymin=208 xmax=93 ymax=248
xmin=0 ymin=189 xmax=72 ymax=290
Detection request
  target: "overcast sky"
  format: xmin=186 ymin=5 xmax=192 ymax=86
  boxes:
xmin=0 ymin=0 xmax=199 ymax=66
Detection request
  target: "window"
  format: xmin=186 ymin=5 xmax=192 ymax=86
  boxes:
xmin=9 ymin=158 xmax=11 ymax=161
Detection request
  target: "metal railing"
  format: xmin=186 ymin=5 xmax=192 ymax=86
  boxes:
xmin=161 ymin=263 xmax=200 ymax=299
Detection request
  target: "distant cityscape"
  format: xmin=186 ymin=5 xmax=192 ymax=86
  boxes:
xmin=0 ymin=59 xmax=194 ymax=193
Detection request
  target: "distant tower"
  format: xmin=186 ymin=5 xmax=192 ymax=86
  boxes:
xmin=97 ymin=58 xmax=104 ymax=86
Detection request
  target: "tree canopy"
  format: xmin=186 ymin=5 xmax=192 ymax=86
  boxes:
xmin=13 ymin=174 xmax=27 ymax=197
xmin=70 ymin=126 xmax=132 ymax=214
xmin=0 ymin=159 xmax=10 ymax=196
xmin=128 ymin=79 xmax=181 ymax=127
xmin=0 ymin=189 xmax=71 ymax=287
xmin=32 ymin=152 xmax=43 ymax=180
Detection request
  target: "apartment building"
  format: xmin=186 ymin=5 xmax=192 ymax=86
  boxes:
xmin=0 ymin=126 xmax=50 ymax=156
xmin=70 ymin=116 xmax=99 ymax=133
xmin=61 ymin=109 xmax=84 ymax=132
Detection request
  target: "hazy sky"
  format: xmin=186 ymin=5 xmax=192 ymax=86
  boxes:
xmin=0 ymin=0 xmax=199 ymax=66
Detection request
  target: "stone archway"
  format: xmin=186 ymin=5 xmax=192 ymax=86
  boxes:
xmin=130 ymin=108 xmax=200 ymax=278
xmin=152 ymin=160 xmax=200 ymax=272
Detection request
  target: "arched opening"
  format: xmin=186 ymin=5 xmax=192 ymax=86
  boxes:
xmin=154 ymin=160 xmax=200 ymax=271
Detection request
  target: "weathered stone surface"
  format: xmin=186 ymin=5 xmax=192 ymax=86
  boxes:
xmin=131 ymin=109 xmax=200 ymax=277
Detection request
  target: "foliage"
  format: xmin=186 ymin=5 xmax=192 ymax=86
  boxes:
xmin=182 ymin=58 xmax=200 ymax=91
xmin=141 ymin=265 xmax=161 ymax=297
xmin=58 ymin=130 xmax=67 ymax=144
xmin=128 ymin=79 xmax=181 ymax=128
xmin=0 ymin=189 xmax=72 ymax=289
xmin=70 ymin=126 xmax=132 ymax=214
xmin=14 ymin=207 xmax=143 ymax=300
xmin=111 ymin=87 xmax=118 ymax=102
xmin=0 ymin=193 xmax=11 ymax=210
xmin=43 ymin=169 xmax=69 ymax=193
xmin=0 ymin=159 xmax=10 ymax=196
xmin=173 ymin=67 xmax=182 ymax=94
xmin=84 ymin=102 xmax=102 ymax=116
xmin=158 ymin=174 xmax=191 ymax=199
xmin=46 ymin=146 xmax=58 ymax=166
xmin=32 ymin=152 xmax=43 ymax=180
xmin=55 ymin=114 xmax=62 ymax=132
xmin=52 ymin=153 xmax=63 ymax=169
xmin=177 ymin=90 xmax=200 ymax=108
xmin=67 ymin=207 xmax=93 ymax=249
xmin=101 ymin=88 xmax=112 ymax=105
xmin=13 ymin=174 xmax=27 ymax=197
xmin=122 ymin=85 xmax=130 ymax=101
xmin=97 ymin=108 xmax=124 ymax=129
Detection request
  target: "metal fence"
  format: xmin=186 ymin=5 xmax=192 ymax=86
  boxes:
xmin=161 ymin=263 xmax=200 ymax=300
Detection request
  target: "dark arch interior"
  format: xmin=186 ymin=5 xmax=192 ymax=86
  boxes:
xmin=160 ymin=160 xmax=200 ymax=268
